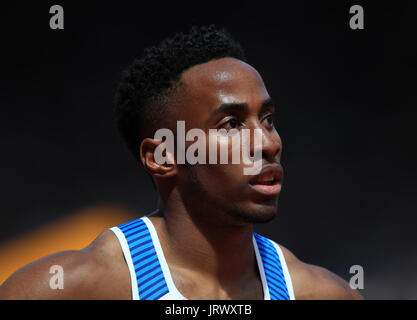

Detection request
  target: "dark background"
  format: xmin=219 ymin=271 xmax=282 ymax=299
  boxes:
xmin=0 ymin=1 xmax=416 ymax=299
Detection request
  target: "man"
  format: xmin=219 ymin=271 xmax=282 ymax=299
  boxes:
xmin=0 ymin=25 xmax=362 ymax=300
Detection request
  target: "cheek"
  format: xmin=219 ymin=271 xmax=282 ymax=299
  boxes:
xmin=197 ymin=163 xmax=248 ymax=198
xmin=204 ymin=133 xmax=249 ymax=191
xmin=185 ymin=131 xmax=250 ymax=198
xmin=206 ymin=130 xmax=242 ymax=164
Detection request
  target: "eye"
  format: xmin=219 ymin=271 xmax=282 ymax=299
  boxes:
xmin=262 ymin=114 xmax=275 ymax=129
xmin=221 ymin=117 xmax=239 ymax=130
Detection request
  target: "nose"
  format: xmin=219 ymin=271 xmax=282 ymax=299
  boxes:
xmin=263 ymin=127 xmax=282 ymax=161
xmin=241 ymin=118 xmax=282 ymax=167
xmin=251 ymin=121 xmax=281 ymax=162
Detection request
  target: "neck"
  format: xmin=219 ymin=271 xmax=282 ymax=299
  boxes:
xmin=151 ymin=196 xmax=257 ymax=288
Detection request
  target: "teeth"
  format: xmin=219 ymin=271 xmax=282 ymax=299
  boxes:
xmin=259 ymin=174 xmax=275 ymax=184
xmin=250 ymin=171 xmax=280 ymax=186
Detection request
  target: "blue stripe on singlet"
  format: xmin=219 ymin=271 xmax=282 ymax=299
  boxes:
xmin=254 ymin=233 xmax=290 ymax=300
xmin=117 ymin=218 xmax=169 ymax=300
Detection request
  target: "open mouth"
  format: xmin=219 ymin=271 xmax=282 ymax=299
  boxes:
xmin=248 ymin=165 xmax=283 ymax=196
xmin=253 ymin=173 xmax=279 ymax=185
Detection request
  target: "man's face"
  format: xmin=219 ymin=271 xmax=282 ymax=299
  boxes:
xmin=169 ymin=57 xmax=283 ymax=226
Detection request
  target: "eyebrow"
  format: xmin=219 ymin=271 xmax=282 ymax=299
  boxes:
xmin=261 ymin=97 xmax=274 ymax=110
xmin=210 ymin=97 xmax=274 ymax=117
xmin=211 ymin=102 xmax=249 ymax=116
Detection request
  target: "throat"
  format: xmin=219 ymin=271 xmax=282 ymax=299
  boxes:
xmin=147 ymin=213 xmax=263 ymax=299
xmin=169 ymin=259 xmax=264 ymax=300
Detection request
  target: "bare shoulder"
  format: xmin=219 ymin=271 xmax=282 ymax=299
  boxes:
xmin=0 ymin=229 xmax=130 ymax=300
xmin=278 ymin=244 xmax=363 ymax=300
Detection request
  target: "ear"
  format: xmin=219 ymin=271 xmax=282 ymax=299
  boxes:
xmin=139 ymin=138 xmax=177 ymax=178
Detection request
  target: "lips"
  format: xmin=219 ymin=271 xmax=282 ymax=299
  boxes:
xmin=249 ymin=164 xmax=283 ymax=197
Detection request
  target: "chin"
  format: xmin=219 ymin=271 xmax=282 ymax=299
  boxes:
xmin=228 ymin=201 xmax=278 ymax=224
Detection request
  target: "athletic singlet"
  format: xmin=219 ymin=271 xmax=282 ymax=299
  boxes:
xmin=110 ymin=216 xmax=295 ymax=300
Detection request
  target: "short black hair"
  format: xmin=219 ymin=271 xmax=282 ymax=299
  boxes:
xmin=114 ymin=24 xmax=247 ymax=162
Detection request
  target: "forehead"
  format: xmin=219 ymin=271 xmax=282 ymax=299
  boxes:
xmin=177 ymin=58 xmax=269 ymax=121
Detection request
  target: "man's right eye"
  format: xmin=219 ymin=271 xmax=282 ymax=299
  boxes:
xmin=221 ymin=117 xmax=239 ymax=130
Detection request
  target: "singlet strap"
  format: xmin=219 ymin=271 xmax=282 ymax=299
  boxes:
xmin=111 ymin=218 xmax=169 ymax=300
xmin=253 ymin=232 xmax=294 ymax=300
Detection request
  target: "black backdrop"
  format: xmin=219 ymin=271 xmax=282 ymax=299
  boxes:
xmin=0 ymin=1 xmax=416 ymax=299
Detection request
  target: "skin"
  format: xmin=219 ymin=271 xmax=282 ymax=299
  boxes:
xmin=0 ymin=57 xmax=363 ymax=300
